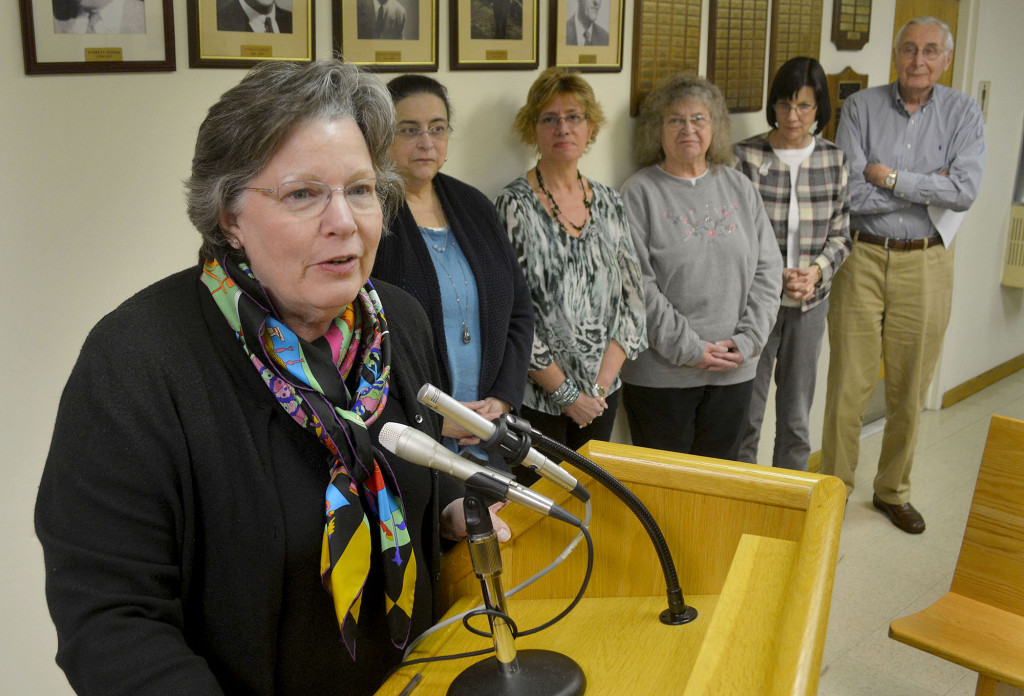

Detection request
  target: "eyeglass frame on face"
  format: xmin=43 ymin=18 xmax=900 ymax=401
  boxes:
xmin=534 ymin=111 xmax=588 ymax=129
xmin=773 ymin=100 xmax=817 ymax=117
xmin=663 ymin=113 xmax=711 ymax=132
xmin=244 ymin=178 xmax=381 ymax=218
xmin=395 ymin=122 xmax=453 ymax=141
xmin=897 ymin=42 xmax=947 ymax=62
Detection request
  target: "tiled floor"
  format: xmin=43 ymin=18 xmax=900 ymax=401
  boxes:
xmin=3 ymin=371 xmax=1022 ymax=694
xmin=816 ymin=368 xmax=1024 ymax=696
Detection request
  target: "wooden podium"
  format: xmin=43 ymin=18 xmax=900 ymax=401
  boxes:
xmin=375 ymin=441 xmax=845 ymax=695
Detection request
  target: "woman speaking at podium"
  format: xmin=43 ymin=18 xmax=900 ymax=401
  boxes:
xmin=34 ymin=59 xmax=499 ymax=695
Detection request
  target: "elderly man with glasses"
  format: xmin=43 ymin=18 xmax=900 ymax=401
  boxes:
xmin=823 ymin=16 xmax=985 ymax=533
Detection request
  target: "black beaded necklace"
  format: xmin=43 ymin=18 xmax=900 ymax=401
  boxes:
xmin=535 ymin=166 xmax=592 ymax=235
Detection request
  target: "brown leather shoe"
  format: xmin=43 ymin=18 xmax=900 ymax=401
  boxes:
xmin=872 ymin=494 xmax=925 ymax=534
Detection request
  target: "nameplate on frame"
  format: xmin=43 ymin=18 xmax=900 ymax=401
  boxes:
xmin=240 ymin=45 xmax=273 ymax=58
xmin=85 ymin=48 xmax=123 ymax=62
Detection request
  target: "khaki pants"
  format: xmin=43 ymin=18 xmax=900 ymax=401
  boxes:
xmin=821 ymin=239 xmax=954 ymax=504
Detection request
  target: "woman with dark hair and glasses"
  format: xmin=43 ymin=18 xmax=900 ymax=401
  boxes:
xmin=35 ymin=60 xmax=505 ymax=695
xmin=373 ymin=75 xmax=533 ymax=466
xmin=494 ymin=67 xmax=647 ymax=450
xmin=620 ymin=74 xmax=781 ymax=460
xmin=734 ymin=56 xmax=851 ymax=471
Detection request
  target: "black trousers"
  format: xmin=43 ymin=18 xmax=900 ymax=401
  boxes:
xmin=622 ymin=381 xmax=754 ymax=461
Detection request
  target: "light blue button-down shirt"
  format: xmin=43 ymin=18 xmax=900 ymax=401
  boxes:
xmin=836 ymin=81 xmax=985 ymax=242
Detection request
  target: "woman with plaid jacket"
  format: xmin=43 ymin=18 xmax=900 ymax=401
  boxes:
xmin=734 ymin=57 xmax=851 ymax=471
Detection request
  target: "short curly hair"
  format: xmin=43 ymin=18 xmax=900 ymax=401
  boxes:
xmin=634 ymin=74 xmax=733 ymax=169
xmin=511 ymin=67 xmax=606 ymax=149
xmin=186 ymin=59 xmax=404 ymax=263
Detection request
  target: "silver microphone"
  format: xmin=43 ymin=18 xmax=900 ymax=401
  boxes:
xmin=417 ymin=383 xmax=588 ymax=501
xmin=378 ymin=422 xmax=582 ymax=528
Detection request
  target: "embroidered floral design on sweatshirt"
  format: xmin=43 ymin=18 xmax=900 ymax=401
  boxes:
xmin=663 ymin=202 xmax=740 ymax=240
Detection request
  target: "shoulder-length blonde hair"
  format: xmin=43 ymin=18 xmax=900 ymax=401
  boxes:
xmin=511 ymin=67 xmax=606 ymax=149
xmin=634 ymin=74 xmax=733 ymax=169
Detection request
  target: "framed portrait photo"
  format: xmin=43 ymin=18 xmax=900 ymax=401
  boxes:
xmin=19 ymin=0 xmax=175 ymax=75
xmin=334 ymin=0 xmax=438 ymax=72
xmin=187 ymin=0 xmax=314 ymax=69
xmin=550 ymin=0 xmax=623 ymax=72
xmin=450 ymin=0 xmax=538 ymax=71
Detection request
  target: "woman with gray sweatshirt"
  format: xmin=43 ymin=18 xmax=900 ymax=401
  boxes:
xmin=621 ymin=75 xmax=782 ymax=460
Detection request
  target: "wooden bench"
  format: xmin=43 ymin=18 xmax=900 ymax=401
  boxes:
xmin=889 ymin=415 xmax=1024 ymax=696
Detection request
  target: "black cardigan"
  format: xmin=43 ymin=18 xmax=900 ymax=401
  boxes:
xmin=35 ymin=267 xmax=457 ymax=696
xmin=373 ymin=172 xmax=533 ymax=412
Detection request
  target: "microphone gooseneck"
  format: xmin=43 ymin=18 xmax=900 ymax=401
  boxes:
xmin=506 ymin=414 xmax=698 ymax=626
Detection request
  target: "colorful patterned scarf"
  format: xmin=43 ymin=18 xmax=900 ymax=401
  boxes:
xmin=202 ymin=257 xmax=417 ymax=659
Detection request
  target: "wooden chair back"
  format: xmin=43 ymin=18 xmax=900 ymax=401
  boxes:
xmin=951 ymin=414 xmax=1024 ymax=616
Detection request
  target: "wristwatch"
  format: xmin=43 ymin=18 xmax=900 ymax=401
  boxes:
xmin=884 ymin=169 xmax=898 ymax=190
xmin=593 ymin=383 xmax=607 ymax=399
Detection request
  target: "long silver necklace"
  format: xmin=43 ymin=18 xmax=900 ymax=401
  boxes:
xmin=421 ymin=227 xmax=472 ymax=344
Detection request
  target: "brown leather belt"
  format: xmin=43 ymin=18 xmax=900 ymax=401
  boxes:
xmin=853 ymin=230 xmax=943 ymax=251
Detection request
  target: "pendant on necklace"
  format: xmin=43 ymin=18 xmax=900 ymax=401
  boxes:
xmin=462 ymin=324 xmax=472 ymax=344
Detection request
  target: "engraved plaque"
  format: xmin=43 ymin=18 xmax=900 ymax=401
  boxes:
xmin=768 ymin=0 xmax=823 ymax=81
xmin=629 ymin=0 xmax=702 ymax=116
xmin=708 ymin=0 xmax=769 ymax=113
xmin=823 ymin=66 xmax=867 ymax=142
xmin=831 ymin=0 xmax=871 ymax=50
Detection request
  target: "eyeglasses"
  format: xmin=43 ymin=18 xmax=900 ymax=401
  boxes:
xmin=245 ymin=178 xmax=380 ymax=217
xmin=774 ymin=101 xmax=817 ymax=116
xmin=535 ymin=112 xmax=588 ymax=129
xmin=395 ymin=123 xmax=452 ymax=140
xmin=898 ymin=44 xmax=946 ymax=61
xmin=663 ymin=114 xmax=711 ymax=131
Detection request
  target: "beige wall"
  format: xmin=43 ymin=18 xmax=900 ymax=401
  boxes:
xmin=2 ymin=0 xmax=1022 ymax=691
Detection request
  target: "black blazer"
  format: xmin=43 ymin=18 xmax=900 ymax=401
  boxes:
xmin=373 ymin=173 xmax=534 ymax=413
xmin=217 ymin=0 xmax=293 ymax=32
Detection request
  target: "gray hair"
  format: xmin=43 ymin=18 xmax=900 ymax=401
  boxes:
xmin=187 ymin=59 xmax=404 ymax=263
xmin=634 ymin=74 xmax=734 ymax=169
xmin=894 ymin=16 xmax=954 ymax=54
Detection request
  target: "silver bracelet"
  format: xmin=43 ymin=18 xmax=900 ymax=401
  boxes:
xmin=550 ymin=377 xmax=580 ymax=410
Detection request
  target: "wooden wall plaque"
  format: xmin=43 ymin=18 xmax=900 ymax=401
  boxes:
xmin=768 ymin=0 xmax=823 ymax=81
xmin=823 ymin=66 xmax=867 ymax=142
xmin=707 ymin=0 xmax=769 ymax=113
xmin=831 ymin=0 xmax=871 ymax=50
xmin=629 ymin=0 xmax=702 ymax=116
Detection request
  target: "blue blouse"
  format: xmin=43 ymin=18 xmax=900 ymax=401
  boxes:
xmin=420 ymin=226 xmax=485 ymax=459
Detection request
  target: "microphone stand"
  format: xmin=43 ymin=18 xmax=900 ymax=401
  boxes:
xmin=447 ymin=491 xmax=586 ymax=696
xmin=489 ymin=414 xmax=698 ymax=627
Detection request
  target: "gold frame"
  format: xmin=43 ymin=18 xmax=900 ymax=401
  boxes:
xmin=549 ymin=0 xmax=624 ymax=72
xmin=334 ymin=0 xmax=438 ymax=71
xmin=450 ymin=0 xmax=538 ymax=71
xmin=187 ymin=0 xmax=314 ymax=69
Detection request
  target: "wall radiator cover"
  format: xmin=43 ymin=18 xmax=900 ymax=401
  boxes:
xmin=1005 ymin=205 xmax=1024 ymax=289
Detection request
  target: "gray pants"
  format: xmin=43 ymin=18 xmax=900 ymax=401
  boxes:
xmin=737 ymin=299 xmax=828 ymax=471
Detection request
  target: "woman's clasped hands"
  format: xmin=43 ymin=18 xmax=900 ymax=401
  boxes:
xmin=695 ymin=340 xmax=744 ymax=372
